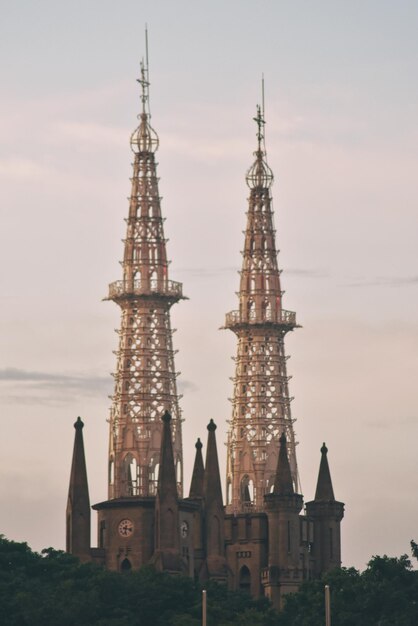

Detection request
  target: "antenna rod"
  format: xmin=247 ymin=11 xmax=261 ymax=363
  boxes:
xmin=145 ymin=24 xmax=149 ymax=79
xmin=145 ymin=25 xmax=151 ymax=116
xmin=262 ymin=73 xmax=265 ymax=120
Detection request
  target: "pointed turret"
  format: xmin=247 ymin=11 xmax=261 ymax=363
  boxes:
xmin=189 ymin=438 xmax=204 ymax=499
xmin=273 ymin=433 xmax=295 ymax=495
xmin=157 ymin=411 xmax=178 ymax=499
xmin=66 ymin=417 xmax=91 ymax=562
xmin=306 ymin=443 xmax=344 ymax=576
xmin=203 ymin=420 xmax=223 ymax=505
xmin=314 ymin=443 xmax=335 ymax=501
xmin=263 ymin=432 xmax=303 ymax=608
xmin=200 ymin=419 xmax=227 ymax=582
xmin=152 ymin=411 xmax=183 ymax=574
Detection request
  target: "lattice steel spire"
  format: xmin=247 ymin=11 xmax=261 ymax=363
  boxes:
xmin=106 ymin=51 xmax=185 ymax=500
xmin=224 ymin=104 xmax=299 ymax=513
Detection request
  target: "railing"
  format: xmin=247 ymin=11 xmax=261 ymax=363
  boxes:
xmin=224 ymin=308 xmax=296 ymax=327
xmin=108 ymin=278 xmax=183 ymax=300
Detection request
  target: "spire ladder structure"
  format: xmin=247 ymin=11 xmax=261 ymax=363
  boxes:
xmin=106 ymin=51 xmax=185 ymax=500
xmin=224 ymin=103 xmax=299 ymax=513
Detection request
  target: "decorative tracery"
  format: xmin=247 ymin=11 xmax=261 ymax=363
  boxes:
xmin=225 ymin=106 xmax=299 ymax=512
xmin=106 ymin=61 xmax=185 ymax=499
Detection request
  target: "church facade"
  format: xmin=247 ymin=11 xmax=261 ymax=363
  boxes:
xmin=66 ymin=58 xmax=344 ymax=610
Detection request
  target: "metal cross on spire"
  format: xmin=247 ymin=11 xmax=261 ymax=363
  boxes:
xmin=253 ymin=75 xmax=266 ymax=151
xmin=137 ymin=27 xmax=151 ymax=116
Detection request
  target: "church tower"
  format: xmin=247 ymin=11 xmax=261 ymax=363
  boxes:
xmin=85 ymin=47 xmax=193 ymax=574
xmin=106 ymin=51 xmax=185 ymax=501
xmin=65 ymin=56 xmax=344 ymax=598
xmin=224 ymin=104 xmax=299 ymax=513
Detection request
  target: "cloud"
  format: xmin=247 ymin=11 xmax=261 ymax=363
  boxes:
xmin=286 ymin=268 xmax=328 ymax=278
xmin=178 ymin=379 xmax=198 ymax=394
xmin=177 ymin=266 xmax=328 ymax=279
xmin=345 ymin=275 xmax=418 ymax=287
xmin=365 ymin=415 xmax=418 ymax=430
xmin=0 ymin=158 xmax=53 ymax=182
xmin=0 ymin=368 xmax=198 ymax=405
xmin=52 ymin=121 xmax=126 ymax=149
xmin=177 ymin=266 xmax=237 ymax=278
xmin=0 ymin=368 xmax=112 ymax=404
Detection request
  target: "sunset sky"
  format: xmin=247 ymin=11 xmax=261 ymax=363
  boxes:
xmin=1 ymin=0 xmax=417 ymax=570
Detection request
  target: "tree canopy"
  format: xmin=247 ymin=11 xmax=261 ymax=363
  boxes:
xmin=1 ymin=536 xmax=418 ymax=625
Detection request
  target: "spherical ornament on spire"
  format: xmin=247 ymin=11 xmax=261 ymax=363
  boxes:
xmin=246 ymin=150 xmax=274 ymax=189
xmin=130 ymin=114 xmax=159 ymax=154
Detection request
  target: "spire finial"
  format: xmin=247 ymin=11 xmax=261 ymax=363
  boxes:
xmin=137 ymin=26 xmax=150 ymax=117
xmin=246 ymin=80 xmax=273 ymax=190
xmin=130 ymin=28 xmax=159 ymax=154
xmin=253 ymin=104 xmax=265 ymax=152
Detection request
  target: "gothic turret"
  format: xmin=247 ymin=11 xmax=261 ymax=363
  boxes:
xmin=263 ymin=434 xmax=303 ymax=607
xmin=273 ymin=433 xmax=295 ymax=495
xmin=106 ymin=54 xmax=185 ymax=500
xmin=189 ymin=438 xmax=204 ymax=499
xmin=66 ymin=417 xmax=91 ymax=561
xmin=306 ymin=443 xmax=344 ymax=576
xmin=224 ymin=105 xmax=299 ymax=513
xmin=314 ymin=442 xmax=335 ymax=500
xmin=152 ymin=411 xmax=183 ymax=573
xmin=201 ymin=420 xmax=228 ymax=582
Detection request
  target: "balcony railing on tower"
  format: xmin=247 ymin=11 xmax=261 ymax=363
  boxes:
xmin=224 ymin=308 xmax=297 ymax=328
xmin=107 ymin=278 xmax=184 ymax=300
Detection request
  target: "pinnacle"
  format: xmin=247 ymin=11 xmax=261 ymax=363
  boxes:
xmin=314 ymin=441 xmax=335 ymax=501
xmin=273 ymin=432 xmax=294 ymax=496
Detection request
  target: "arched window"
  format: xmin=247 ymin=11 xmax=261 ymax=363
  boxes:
xmin=176 ymin=459 xmax=182 ymax=486
xmin=239 ymin=565 xmax=251 ymax=593
xmin=240 ymin=475 xmax=254 ymax=504
xmin=124 ymin=454 xmax=137 ymax=496
xmin=226 ymin=480 xmax=232 ymax=505
xmin=121 ymin=558 xmax=132 ymax=572
xmin=149 ymin=459 xmax=159 ymax=495
xmin=108 ymin=459 xmax=114 ymax=485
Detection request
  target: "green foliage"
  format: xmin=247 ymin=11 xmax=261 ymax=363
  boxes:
xmin=278 ymin=553 xmax=418 ymax=626
xmin=2 ymin=536 xmax=418 ymax=625
xmin=0 ymin=536 xmax=274 ymax=625
xmin=411 ymin=540 xmax=418 ymax=561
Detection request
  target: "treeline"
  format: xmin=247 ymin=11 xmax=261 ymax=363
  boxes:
xmin=1 ymin=536 xmax=418 ymax=625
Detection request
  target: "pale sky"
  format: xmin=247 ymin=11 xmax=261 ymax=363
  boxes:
xmin=0 ymin=0 xmax=417 ymax=571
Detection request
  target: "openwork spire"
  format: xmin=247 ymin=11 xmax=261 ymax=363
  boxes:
xmin=106 ymin=44 xmax=185 ymax=500
xmin=225 ymin=102 xmax=299 ymax=513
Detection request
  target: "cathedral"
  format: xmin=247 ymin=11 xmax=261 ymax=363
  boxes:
xmin=66 ymin=57 xmax=344 ymax=610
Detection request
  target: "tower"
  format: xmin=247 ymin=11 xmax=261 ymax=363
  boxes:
xmin=224 ymin=104 xmax=299 ymax=514
xmin=86 ymin=49 xmax=192 ymax=574
xmin=106 ymin=52 xmax=185 ymax=501
xmin=222 ymin=103 xmax=344 ymax=607
xmin=306 ymin=443 xmax=344 ymax=576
